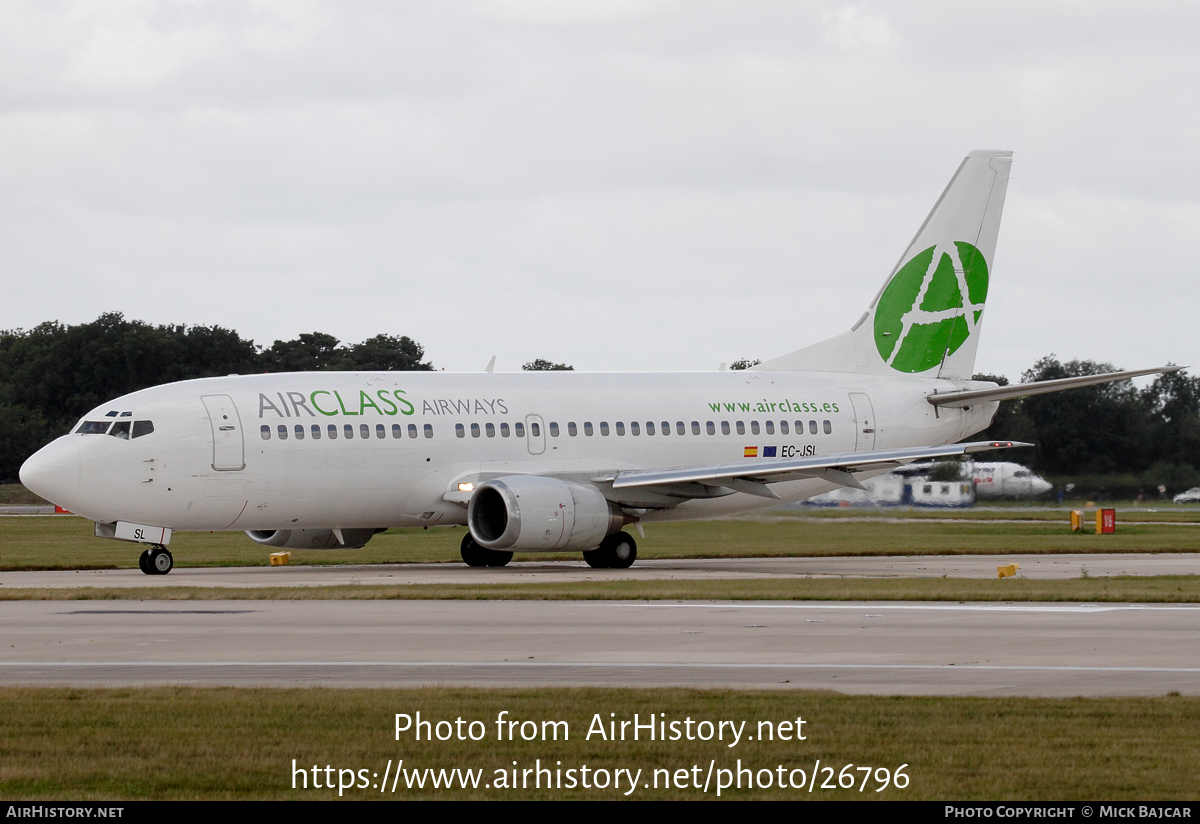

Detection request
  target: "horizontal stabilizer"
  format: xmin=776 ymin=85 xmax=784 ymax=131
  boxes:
xmin=927 ymin=366 xmax=1183 ymax=408
xmin=602 ymin=440 xmax=1030 ymax=497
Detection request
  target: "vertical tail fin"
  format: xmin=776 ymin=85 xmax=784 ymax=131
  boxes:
xmin=761 ymin=150 xmax=1013 ymax=378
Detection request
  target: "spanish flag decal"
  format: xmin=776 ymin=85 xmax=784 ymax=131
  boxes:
xmin=744 ymin=446 xmax=758 ymax=458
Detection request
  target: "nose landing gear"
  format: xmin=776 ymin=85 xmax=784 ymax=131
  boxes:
xmin=138 ymin=545 xmax=174 ymax=575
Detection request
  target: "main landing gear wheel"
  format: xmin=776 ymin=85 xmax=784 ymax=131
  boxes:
xmin=459 ymin=534 xmax=513 ymax=568
xmin=141 ymin=545 xmax=173 ymax=575
xmin=584 ymin=531 xmax=638 ymax=569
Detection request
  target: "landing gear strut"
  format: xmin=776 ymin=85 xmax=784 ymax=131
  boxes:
xmin=584 ymin=531 xmax=638 ymax=569
xmin=459 ymin=533 xmax=513 ymax=568
xmin=138 ymin=544 xmax=173 ymax=575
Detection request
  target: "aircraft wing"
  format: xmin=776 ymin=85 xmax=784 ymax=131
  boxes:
xmin=599 ymin=440 xmax=1031 ymax=500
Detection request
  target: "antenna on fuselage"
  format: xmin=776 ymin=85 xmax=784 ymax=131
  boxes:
xmin=485 ymin=356 xmax=496 ymax=373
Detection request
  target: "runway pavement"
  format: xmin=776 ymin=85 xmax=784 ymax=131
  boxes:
xmin=1 ymin=598 xmax=1197 ymax=696
xmin=3 ymin=552 xmax=1199 ymax=589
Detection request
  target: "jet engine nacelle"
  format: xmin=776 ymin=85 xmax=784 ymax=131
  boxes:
xmin=467 ymin=475 xmax=626 ymax=551
xmin=245 ymin=528 xmax=382 ymax=550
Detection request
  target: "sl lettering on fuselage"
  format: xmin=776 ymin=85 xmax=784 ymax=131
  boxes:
xmin=19 ymin=150 xmax=1179 ymax=574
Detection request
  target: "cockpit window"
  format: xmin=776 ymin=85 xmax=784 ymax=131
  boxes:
xmin=132 ymin=420 xmax=154 ymax=438
xmin=77 ymin=421 xmax=112 ymax=435
xmin=108 ymin=421 xmax=131 ymax=440
xmin=119 ymin=411 xmax=132 ymax=417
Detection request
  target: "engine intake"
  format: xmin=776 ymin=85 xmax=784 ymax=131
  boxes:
xmin=467 ymin=475 xmax=626 ymax=551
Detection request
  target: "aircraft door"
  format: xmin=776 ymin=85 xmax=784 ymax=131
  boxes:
xmin=525 ymin=414 xmax=546 ymax=455
xmin=848 ymin=392 xmax=877 ymax=451
xmin=202 ymin=394 xmax=246 ymax=471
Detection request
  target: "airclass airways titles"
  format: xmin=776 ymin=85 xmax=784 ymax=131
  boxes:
xmin=257 ymin=391 xmax=510 ymax=419
xmin=258 ymin=390 xmax=417 ymax=418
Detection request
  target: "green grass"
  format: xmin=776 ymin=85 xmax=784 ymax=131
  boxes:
xmin=0 ymin=484 xmax=49 ymax=505
xmin=5 ymin=576 xmax=1200 ymax=603
xmin=5 ymin=515 xmax=1200 ymax=572
xmin=1 ymin=687 xmax=1197 ymax=800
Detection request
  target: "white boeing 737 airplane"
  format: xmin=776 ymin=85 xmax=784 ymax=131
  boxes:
xmin=19 ymin=150 xmax=1177 ymax=574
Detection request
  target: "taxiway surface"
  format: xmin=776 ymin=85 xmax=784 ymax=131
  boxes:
xmin=2 ymin=598 xmax=1197 ymax=696
xmin=3 ymin=553 xmax=1198 ymax=589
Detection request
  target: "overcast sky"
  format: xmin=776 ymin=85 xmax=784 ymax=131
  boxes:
xmin=2 ymin=1 xmax=1196 ymax=381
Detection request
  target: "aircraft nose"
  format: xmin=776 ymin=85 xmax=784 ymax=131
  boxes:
xmin=1033 ymin=478 xmax=1052 ymax=495
xmin=19 ymin=438 xmax=81 ymax=506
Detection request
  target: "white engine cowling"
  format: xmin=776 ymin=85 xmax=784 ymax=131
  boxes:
xmin=245 ymin=528 xmax=382 ymax=550
xmin=467 ymin=476 xmax=625 ymax=551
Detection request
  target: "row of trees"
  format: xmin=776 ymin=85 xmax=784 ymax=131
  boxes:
xmin=974 ymin=357 xmax=1200 ymax=496
xmin=0 ymin=313 xmax=433 ymax=481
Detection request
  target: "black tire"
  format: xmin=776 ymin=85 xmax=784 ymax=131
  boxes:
xmin=138 ymin=549 xmax=152 ymax=575
xmin=486 ymin=550 xmax=513 ymax=567
xmin=583 ymin=547 xmax=610 ymax=568
xmin=608 ymin=532 xmax=637 ymax=569
xmin=584 ymin=532 xmax=638 ymax=569
xmin=460 ymin=534 xmax=490 ymax=567
xmin=149 ymin=546 xmax=173 ymax=575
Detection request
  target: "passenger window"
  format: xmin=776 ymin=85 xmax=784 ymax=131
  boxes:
xmin=408 ymin=424 xmax=418 ymax=438
xmin=692 ymin=421 xmax=701 ymax=435
xmin=631 ymin=422 xmax=640 ymax=436
xmin=328 ymin=424 xmax=338 ymax=439
xmin=736 ymin=421 xmax=745 ymax=435
xmin=530 ymin=422 xmax=540 ymax=437
xmin=515 ymin=422 xmax=525 ymax=437
xmin=108 ymin=421 xmax=131 ymax=440
xmin=345 ymin=424 xmax=354 ymax=439
xmin=721 ymin=421 xmax=730 ymax=435
xmin=616 ymin=422 xmax=626 ymax=436
xmin=312 ymin=424 xmax=322 ymax=440
xmin=600 ymin=422 xmax=609 ymax=436
xmin=706 ymin=421 xmax=715 ymax=435
xmin=645 ymin=422 xmax=655 ymax=436
xmin=295 ymin=424 xmax=305 ymax=440
xmin=500 ymin=422 xmax=510 ymax=437
xmin=486 ymin=423 xmax=496 ymax=438
xmin=77 ymin=421 xmax=111 ymax=435
xmin=823 ymin=420 xmax=832 ymax=434
xmin=131 ymin=420 xmax=154 ymax=439
xmin=260 ymin=425 xmax=271 ymax=440
xmin=780 ymin=420 xmax=789 ymax=435
xmin=584 ymin=422 xmax=593 ymax=436
xmin=471 ymin=423 xmax=481 ymax=438
xmin=751 ymin=421 xmax=760 ymax=435
xmin=278 ymin=424 xmax=288 ymax=440
xmin=676 ymin=421 xmax=684 ymax=436
xmin=376 ymin=424 xmax=385 ymax=439
xmin=568 ymin=422 xmax=577 ymax=436
xmin=423 ymin=424 xmax=433 ymax=438
xmin=455 ymin=424 xmax=465 ymax=438
xmin=360 ymin=424 xmax=370 ymax=439
xmin=809 ymin=420 xmax=818 ymax=435
xmin=392 ymin=424 xmax=402 ymax=438
xmin=548 ymin=422 xmax=559 ymax=437
xmin=765 ymin=421 xmax=774 ymax=435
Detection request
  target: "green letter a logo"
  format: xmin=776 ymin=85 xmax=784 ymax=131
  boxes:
xmin=873 ymin=241 xmax=988 ymax=373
